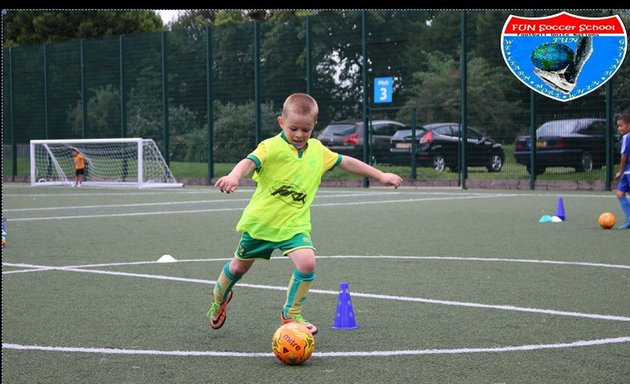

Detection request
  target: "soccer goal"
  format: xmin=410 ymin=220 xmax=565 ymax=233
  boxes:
xmin=30 ymin=138 xmax=183 ymax=188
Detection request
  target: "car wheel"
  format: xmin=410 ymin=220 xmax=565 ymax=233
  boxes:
xmin=576 ymin=151 xmax=593 ymax=172
xmin=487 ymin=154 xmax=503 ymax=172
xmin=432 ymin=155 xmax=447 ymax=172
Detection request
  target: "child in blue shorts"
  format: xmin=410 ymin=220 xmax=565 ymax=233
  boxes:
xmin=614 ymin=113 xmax=630 ymax=229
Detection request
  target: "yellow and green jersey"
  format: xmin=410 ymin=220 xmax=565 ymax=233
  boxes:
xmin=236 ymin=132 xmax=341 ymax=241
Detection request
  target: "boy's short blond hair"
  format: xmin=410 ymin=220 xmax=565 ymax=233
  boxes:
xmin=282 ymin=93 xmax=318 ymax=120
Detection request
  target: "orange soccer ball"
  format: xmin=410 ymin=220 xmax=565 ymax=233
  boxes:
xmin=598 ymin=212 xmax=615 ymax=229
xmin=272 ymin=322 xmax=315 ymax=365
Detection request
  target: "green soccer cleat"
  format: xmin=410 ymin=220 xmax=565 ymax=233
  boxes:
xmin=281 ymin=312 xmax=318 ymax=335
xmin=207 ymin=291 xmax=233 ymax=330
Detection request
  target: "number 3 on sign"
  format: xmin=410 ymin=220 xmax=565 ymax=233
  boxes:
xmin=374 ymin=77 xmax=393 ymax=103
xmin=379 ymin=87 xmax=388 ymax=101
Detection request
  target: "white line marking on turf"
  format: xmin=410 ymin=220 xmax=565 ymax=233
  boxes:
xmin=4 ymin=260 xmax=630 ymax=322
xmin=6 ymin=193 xmax=510 ymax=221
xmin=6 ymin=189 xmax=616 ymax=222
xmin=3 ymin=199 xmax=252 ymax=212
xmin=3 ymin=337 xmax=629 ymax=357
xmin=315 ymin=255 xmax=630 ymax=270
xmin=3 ymin=192 xmax=398 ymax=213
xmin=7 ymin=207 xmax=245 ymax=221
xmin=4 ymin=256 xmax=629 ymax=274
xmin=3 ymin=255 xmax=629 ymax=359
xmin=2 ymin=258 xmax=230 ymax=272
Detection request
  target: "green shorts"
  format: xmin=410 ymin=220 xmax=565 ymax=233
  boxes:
xmin=235 ymin=232 xmax=314 ymax=260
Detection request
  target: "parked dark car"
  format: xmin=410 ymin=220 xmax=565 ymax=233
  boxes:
xmin=513 ymin=118 xmax=618 ymax=175
xmin=389 ymin=123 xmax=504 ymax=172
xmin=317 ymin=120 xmax=405 ymax=164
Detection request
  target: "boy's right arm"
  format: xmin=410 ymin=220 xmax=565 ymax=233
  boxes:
xmin=214 ymin=158 xmax=257 ymax=193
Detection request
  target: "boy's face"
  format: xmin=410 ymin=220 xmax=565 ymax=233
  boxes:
xmin=618 ymin=118 xmax=630 ymax=135
xmin=278 ymin=110 xmax=317 ymax=150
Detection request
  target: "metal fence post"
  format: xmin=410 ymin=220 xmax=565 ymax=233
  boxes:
xmin=361 ymin=10 xmax=369 ymax=188
xmin=206 ymin=25 xmax=214 ymax=183
xmin=44 ymin=43 xmax=49 ymax=139
xmin=460 ymin=10 xmax=467 ymax=189
xmin=80 ymin=39 xmax=87 ymax=138
xmin=306 ymin=15 xmax=312 ymax=95
xmin=119 ymin=35 xmax=127 ymax=138
xmin=161 ymin=31 xmax=169 ymax=165
xmin=254 ymin=20 xmax=261 ymax=145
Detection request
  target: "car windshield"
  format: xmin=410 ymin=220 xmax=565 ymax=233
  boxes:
xmin=322 ymin=124 xmax=357 ymax=135
xmin=537 ymin=120 xmax=577 ymax=136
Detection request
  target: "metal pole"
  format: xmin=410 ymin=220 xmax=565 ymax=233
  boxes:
xmin=254 ymin=20 xmax=261 ymax=145
xmin=10 ymin=48 xmax=17 ymax=181
xmin=161 ymin=31 xmax=169 ymax=164
xmin=44 ymin=43 xmax=49 ymax=139
xmin=529 ymin=10 xmax=537 ymax=190
xmin=306 ymin=16 xmax=312 ymax=95
xmin=460 ymin=10 xmax=467 ymax=189
xmin=529 ymin=91 xmax=537 ymax=189
xmin=361 ymin=10 xmax=369 ymax=188
xmin=80 ymin=39 xmax=87 ymax=138
xmin=119 ymin=35 xmax=127 ymax=138
xmin=411 ymin=107 xmax=417 ymax=180
xmin=605 ymin=9 xmax=614 ymax=191
xmin=206 ymin=25 xmax=214 ymax=183
xmin=119 ymin=35 xmax=129 ymax=181
xmin=605 ymin=76 xmax=613 ymax=191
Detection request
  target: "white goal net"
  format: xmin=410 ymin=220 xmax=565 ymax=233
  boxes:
xmin=30 ymin=138 xmax=183 ymax=188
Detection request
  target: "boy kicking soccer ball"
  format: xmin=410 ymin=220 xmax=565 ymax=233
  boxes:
xmin=207 ymin=93 xmax=402 ymax=334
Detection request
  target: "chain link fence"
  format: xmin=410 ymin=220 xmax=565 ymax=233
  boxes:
xmin=3 ymin=10 xmax=629 ymax=189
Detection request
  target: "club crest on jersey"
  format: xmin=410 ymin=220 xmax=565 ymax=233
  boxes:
xmin=501 ymin=11 xmax=627 ymax=102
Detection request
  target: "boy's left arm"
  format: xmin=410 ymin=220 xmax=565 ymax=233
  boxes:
xmin=338 ymin=155 xmax=402 ymax=188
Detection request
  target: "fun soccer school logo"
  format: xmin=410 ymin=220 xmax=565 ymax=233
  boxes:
xmin=501 ymin=11 xmax=627 ymax=102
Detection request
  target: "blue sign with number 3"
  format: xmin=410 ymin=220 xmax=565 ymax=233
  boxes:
xmin=374 ymin=77 xmax=393 ymax=103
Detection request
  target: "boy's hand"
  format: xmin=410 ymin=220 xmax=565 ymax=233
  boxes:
xmin=379 ymin=173 xmax=403 ymax=189
xmin=214 ymin=158 xmax=256 ymax=193
xmin=215 ymin=175 xmax=240 ymax=193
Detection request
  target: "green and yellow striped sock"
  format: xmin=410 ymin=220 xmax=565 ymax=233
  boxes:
xmin=213 ymin=261 xmax=240 ymax=305
xmin=283 ymin=269 xmax=315 ymax=317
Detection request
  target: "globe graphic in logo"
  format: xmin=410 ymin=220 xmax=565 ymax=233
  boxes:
xmin=530 ymin=43 xmax=574 ymax=71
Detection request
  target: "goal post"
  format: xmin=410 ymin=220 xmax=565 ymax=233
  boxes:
xmin=30 ymin=138 xmax=183 ymax=188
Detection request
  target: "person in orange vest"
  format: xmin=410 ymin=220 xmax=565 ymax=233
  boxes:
xmin=71 ymin=148 xmax=85 ymax=187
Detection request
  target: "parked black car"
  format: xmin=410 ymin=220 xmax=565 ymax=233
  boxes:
xmin=513 ymin=118 xmax=618 ymax=175
xmin=389 ymin=123 xmax=504 ymax=172
xmin=317 ymin=120 xmax=405 ymax=164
